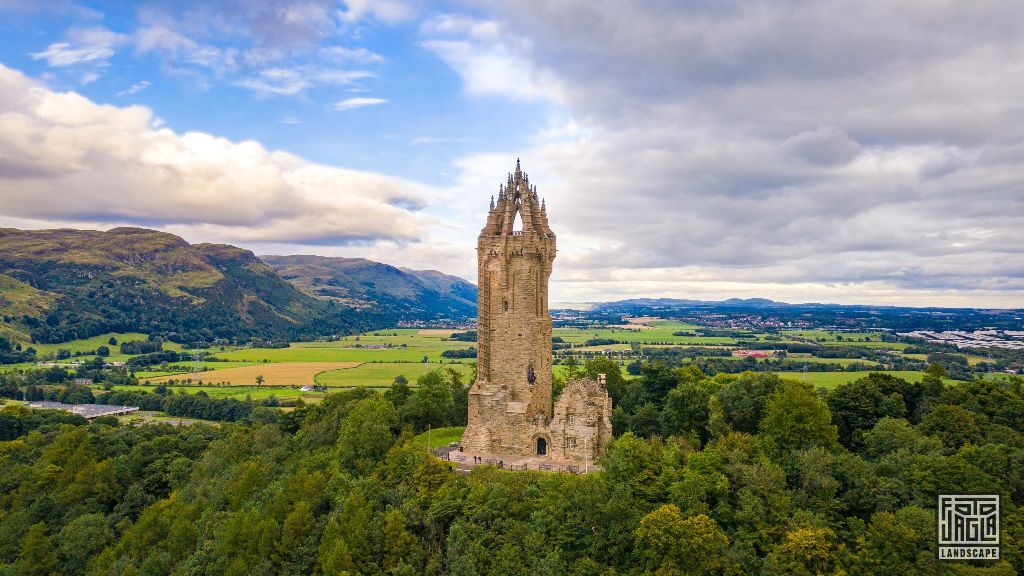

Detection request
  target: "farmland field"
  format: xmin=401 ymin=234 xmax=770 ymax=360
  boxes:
xmin=0 ymin=363 xmax=34 ymax=372
xmin=792 ymin=370 xmax=961 ymax=389
xmin=109 ymin=384 xmax=324 ymax=402
xmin=785 ymin=354 xmax=878 ymax=366
xmin=315 ymin=362 xmax=473 ymax=387
xmin=146 ymin=362 xmax=360 ymax=386
xmin=12 ymin=320 xmax=994 ymax=396
xmin=554 ymin=322 xmax=744 ymax=346
xmin=19 ymin=332 xmax=191 ymax=363
xmin=212 ymin=336 xmax=474 ymax=363
xmin=133 ymin=361 xmax=261 ymax=379
xmin=780 ymin=329 xmax=911 ymax=350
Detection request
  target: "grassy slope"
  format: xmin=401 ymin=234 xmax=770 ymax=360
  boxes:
xmin=0 ymin=227 xmax=384 ymax=344
xmin=0 ymin=274 xmax=59 ymax=340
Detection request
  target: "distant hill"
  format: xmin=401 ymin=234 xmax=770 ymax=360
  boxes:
xmin=590 ymin=297 xmax=789 ymax=311
xmin=573 ymin=297 xmax=1023 ymax=332
xmin=0 ymin=228 xmax=390 ymax=344
xmin=261 ymin=255 xmax=476 ymax=320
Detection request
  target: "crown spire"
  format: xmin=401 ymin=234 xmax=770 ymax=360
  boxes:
xmin=482 ymin=159 xmax=554 ymax=238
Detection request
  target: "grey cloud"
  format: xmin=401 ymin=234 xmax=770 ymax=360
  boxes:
xmin=443 ymin=1 xmax=1024 ymax=303
xmin=785 ymin=127 xmax=862 ymax=166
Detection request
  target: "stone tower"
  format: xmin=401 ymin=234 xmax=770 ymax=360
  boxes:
xmin=462 ymin=160 xmax=612 ymax=463
xmin=462 ymin=159 xmax=556 ymax=455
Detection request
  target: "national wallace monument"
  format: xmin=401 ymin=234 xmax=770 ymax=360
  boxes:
xmin=462 ymin=160 xmax=613 ymax=464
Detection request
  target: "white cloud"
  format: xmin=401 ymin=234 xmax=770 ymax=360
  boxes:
xmin=239 ymin=67 xmax=308 ymax=95
xmin=29 ymin=26 xmax=127 ymax=84
xmin=31 ymin=41 xmax=114 ymax=67
xmin=239 ymin=67 xmax=374 ymax=95
xmin=30 ymin=26 xmax=126 ymax=67
xmin=419 ymin=14 xmax=565 ymax=103
xmin=0 ymin=63 xmax=429 ymax=246
xmin=319 ymin=46 xmax=384 ymax=63
xmin=333 ymin=97 xmax=387 ymax=111
xmin=117 ymin=80 xmax=151 ymax=97
xmin=339 ymin=0 xmax=415 ymax=25
xmin=410 ymin=136 xmax=472 ymax=146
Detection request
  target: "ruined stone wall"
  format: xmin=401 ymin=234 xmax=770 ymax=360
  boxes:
xmin=549 ymin=377 xmax=613 ymax=463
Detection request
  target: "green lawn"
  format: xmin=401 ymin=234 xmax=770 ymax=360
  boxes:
xmin=410 ymin=426 xmax=464 ymax=450
xmin=315 ymin=362 xmax=473 ymax=388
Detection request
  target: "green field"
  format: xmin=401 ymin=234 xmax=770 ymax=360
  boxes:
xmin=109 ymin=384 xmax=326 ymax=402
xmin=0 ymin=363 xmax=34 ymax=373
xmin=213 ymin=335 xmax=474 ymax=364
xmin=27 ymin=332 xmax=148 ymax=356
xmin=791 ymin=370 xmax=962 ymax=389
xmin=555 ymin=322 xmax=741 ymax=346
xmin=133 ymin=361 xmax=263 ymax=379
xmin=23 ymin=332 xmax=191 ymax=363
xmin=782 ymin=330 xmax=887 ymax=341
xmin=315 ymin=362 xmax=473 ymax=387
xmin=11 ymin=323 xmax=1000 ymax=397
xmin=786 ymin=354 xmax=880 ymax=366
xmin=780 ymin=330 xmax=911 ymax=350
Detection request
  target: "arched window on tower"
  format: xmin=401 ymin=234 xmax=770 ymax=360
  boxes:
xmin=512 ymin=208 xmax=523 ymax=232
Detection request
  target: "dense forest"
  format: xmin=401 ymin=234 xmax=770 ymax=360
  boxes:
xmin=1 ymin=361 xmax=1022 ymax=575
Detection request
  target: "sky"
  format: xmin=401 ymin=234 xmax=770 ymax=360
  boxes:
xmin=0 ymin=1 xmax=1021 ymax=308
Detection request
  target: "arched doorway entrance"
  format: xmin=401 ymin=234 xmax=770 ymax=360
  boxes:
xmin=536 ymin=437 xmax=547 ymax=455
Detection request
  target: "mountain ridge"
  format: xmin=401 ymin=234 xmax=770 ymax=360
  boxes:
xmin=260 ymin=254 xmax=476 ymax=320
xmin=0 ymin=227 xmax=470 ymax=344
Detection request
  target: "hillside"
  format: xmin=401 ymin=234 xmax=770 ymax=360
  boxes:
xmin=261 ymin=254 xmax=476 ymax=319
xmin=0 ymin=228 xmax=388 ymax=344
